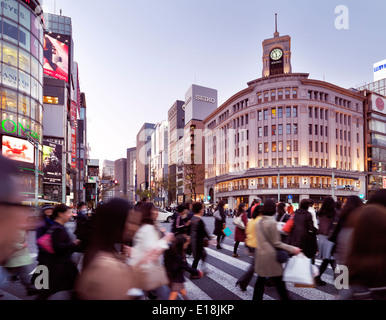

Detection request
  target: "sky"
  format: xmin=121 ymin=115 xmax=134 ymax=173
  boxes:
xmin=42 ymin=0 xmax=386 ymax=163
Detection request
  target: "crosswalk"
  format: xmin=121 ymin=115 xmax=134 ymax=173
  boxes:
xmin=180 ymin=242 xmax=339 ymax=300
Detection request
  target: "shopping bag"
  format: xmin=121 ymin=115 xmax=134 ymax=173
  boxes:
xmin=282 ymin=253 xmax=314 ymax=285
xmin=222 ymin=227 xmax=232 ymax=237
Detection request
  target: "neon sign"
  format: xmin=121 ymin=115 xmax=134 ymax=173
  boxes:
xmin=1 ymin=118 xmax=40 ymax=141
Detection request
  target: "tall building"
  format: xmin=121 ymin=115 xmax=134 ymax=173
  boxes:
xmin=42 ymin=12 xmax=82 ymax=206
xmin=0 ymin=0 xmax=45 ymax=204
xmin=204 ymin=25 xmax=366 ymax=209
xmin=126 ymin=147 xmax=136 ymax=203
xmin=99 ymin=159 xmax=114 ymax=202
xmin=114 ymin=158 xmax=127 ymax=199
xmin=167 ymin=100 xmax=185 ymax=204
xmin=85 ymin=159 xmax=99 ymax=208
xmin=183 ymin=84 xmax=217 ymax=202
xmin=150 ymin=121 xmax=169 ymax=205
xmin=136 ymin=123 xmax=155 ymax=193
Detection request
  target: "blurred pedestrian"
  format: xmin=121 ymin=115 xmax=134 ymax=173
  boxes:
xmin=253 ymin=198 xmax=301 ymax=300
xmin=329 ymin=195 xmax=363 ymax=266
xmin=233 ymin=203 xmax=248 ymax=257
xmin=36 ymin=204 xmax=81 ymax=300
xmin=74 ymin=202 xmax=95 ymax=254
xmin=189 ymin=202 xmax=211 ymax=275
xmin=235 ymin=204 xmax=262 ymax=291
xmin=0 ymin=154 xmax=27 ymax=291
xmin=315 ymin=196 xmax=337 ymax=286
xmin=341 ymin=204 xmax=386 ymax=299
xmin=171 ymin=204 xmax=189 ymax=236
xmin=76 ymin=198 xmax=136 ymax=300
xmin=366 ymin=189 xmax=386 ymax=208
xmin=213 ymin=200 xmax=226 ymax=249
xmin=288 ymin=199 xmax=318 ymax=260
xmin=276 ymin=202 xmax=287 ymax=222
xmin=164 ymin=234 xmax=203 ymax=300
xmin=287 ymin=203 xmax=294 ymax=215
xmin=128 ymin=202 xmax=174 ymax=300
xmin=308 ymin=199 xmax=319 ymax=231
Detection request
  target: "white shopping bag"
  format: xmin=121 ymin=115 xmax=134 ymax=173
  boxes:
xmin=283 ymin=253 xmax=314 ymax=285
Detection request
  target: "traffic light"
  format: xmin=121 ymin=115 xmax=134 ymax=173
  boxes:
xmin=114 ymin=180 xmax=118 ymax=185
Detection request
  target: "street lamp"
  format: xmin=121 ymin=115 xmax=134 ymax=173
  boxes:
xmin=62 ymin=150 xmax=73 ymax=204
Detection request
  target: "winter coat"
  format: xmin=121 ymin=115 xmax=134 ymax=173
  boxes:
xmin=76 ymin=251 xmax=133 ymax=300
xmin=4 ymin=230 xmax=33 ymax=268
xmin=40 ymin=222 xmax=79 ymax=297
xmin=213 ymin=207 xmax=226 ymax=236
xmin=190 ymin=216 xmax=210 ymax=260
xmin=234 ymin=213 xmax=248 ymax=242
xmin=288 ymin=208 xmax=318 ymax=259
xmin=164 ymin=249 xmax=199 ymax=284
xmin=254 ymin=216 xmax=298 ymax=277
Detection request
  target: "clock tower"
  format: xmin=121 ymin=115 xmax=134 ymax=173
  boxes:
xmin=262 ymin=14 xmax=292 ymax=77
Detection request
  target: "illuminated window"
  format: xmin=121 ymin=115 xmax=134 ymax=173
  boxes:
xmin=272 ymin=142 xmax=277 ymax=152
xmin=43 ymin=96 xmax=59 ymax=104
xmin=286 ymin=141 xmax=291 ymax=151
xmin=271 ymin=108 xmax=276 ymax=118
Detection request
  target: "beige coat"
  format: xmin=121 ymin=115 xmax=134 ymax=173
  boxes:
xmin=254 ymin=216 xmax=298 ymax=277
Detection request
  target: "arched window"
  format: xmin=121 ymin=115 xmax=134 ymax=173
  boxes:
xmin=278 ymin=90 xmax=283 ymax=100
xmin=264 ymin=92 xmax=269 ymax=102
xmin=271 ymin=91 xmax=276 ymax=100
xmin=292 ymin=89 xmax=298 ymax=98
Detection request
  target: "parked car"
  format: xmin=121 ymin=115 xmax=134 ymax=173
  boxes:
xmin=155 ymin=207 xmax=174 ymax=223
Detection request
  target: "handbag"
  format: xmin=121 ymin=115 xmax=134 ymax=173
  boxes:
xmin=132 ymin=264 xmax=169 ymax=291
xmin=222 ymin=227 xmax=232 ymax=237
xmin=213 ymin=210 xmax=222 ymax=220
xmin=233 ymin=215 xmax=246 ymax=230
xmin=282 ymin=214 xmax=295 ymax=234
xmin=36 ymin=228 xmax=56 ymax=254
xmin=259 ymin=221 xmax=289 ymax=264
xmin=283 ymin=253 xmax=314 ymax=285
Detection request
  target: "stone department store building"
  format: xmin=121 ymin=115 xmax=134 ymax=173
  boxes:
xmin=203 ymin=28 xmax=367 ymax=209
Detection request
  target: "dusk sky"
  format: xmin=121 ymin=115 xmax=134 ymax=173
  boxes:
xmin=42 ymin=0 xmax=386 ymax=163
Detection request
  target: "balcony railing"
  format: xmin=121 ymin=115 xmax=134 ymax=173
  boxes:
xmin=287 ymin=183 xmax=300 ymax=188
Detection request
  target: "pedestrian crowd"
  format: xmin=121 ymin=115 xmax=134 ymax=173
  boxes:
xmin=1 ymin=152 xmax=386 ymax=300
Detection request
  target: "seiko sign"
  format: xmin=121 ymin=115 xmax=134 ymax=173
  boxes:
xmin=195 ymin=95 xmax=215 ymax=103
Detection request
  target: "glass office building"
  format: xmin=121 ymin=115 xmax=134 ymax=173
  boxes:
xmin=0 ymin=0 xmax=45 ymax=199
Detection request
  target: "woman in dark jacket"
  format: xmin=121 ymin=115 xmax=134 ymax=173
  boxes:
xmin=37 ymin=204 xmax=80 ymax=300
xmin=288 ymin=199 xmax=318 ymax=259
xmin=213 ymin=200 xmax=226 ymax=249
xmin=31 ymin=206 xmax=55 ymax=286
xmin=164 ymin=234 xmax=202 ymax=299
xmin=189 ymin=202 xmax=210 ymax=274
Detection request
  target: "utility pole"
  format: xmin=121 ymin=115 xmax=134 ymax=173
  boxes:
xmin=277 ymin=168 xmax=280 ymax=202
xmin=25 ymin=129 xmax=39 ymax=208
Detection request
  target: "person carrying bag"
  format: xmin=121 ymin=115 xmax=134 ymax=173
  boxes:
xmin=283 ymin=253 xmax=314 ymax=287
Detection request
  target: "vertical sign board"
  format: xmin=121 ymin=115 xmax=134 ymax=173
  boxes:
xmin=70 ymin=100 xmax=77 ymax=169
xmin=383 ymin=176 xmax=386 ymax=189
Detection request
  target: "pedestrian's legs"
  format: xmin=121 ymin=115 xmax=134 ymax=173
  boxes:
xmin=315 ymin=259 xmax=328 ymax=285
xmin=233 ymin=241 xmax=240 ymax=254
xmin=169 ymin=291 xmax=179 ymax=300
xmin=15 ymin=266 xmax=36 ymax=292
xmin=154 ymin=285 xmax=170 ymax=300
xmin=252 ymin=275 xmax=266 ymax=300
xmin=273 ymin=276 xmax=289 ymax=300
xmin=236 ymin=256 xmax=254 ymax=290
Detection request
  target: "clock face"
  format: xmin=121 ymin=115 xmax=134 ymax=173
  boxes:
xmin=270 ymin=48 xmax=283 ymax=61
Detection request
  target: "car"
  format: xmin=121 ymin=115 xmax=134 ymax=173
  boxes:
xmin=155 ymin=207 xmax=174 ymax=223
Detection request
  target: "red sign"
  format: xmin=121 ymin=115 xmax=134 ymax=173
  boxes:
xmin=71 ymin=127 xmax=76 ymax=169
xmin=383 ymin=176 xmax=386 ymax=189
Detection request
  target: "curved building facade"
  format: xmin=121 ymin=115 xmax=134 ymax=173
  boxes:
xmin=0 ymin=0 xmax=45 ymax=200
xmin=204 ymin=30 xmax=367 ymax=209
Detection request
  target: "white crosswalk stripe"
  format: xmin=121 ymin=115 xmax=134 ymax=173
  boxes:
xmin=181 ymin=244 xmax=338 ymax=300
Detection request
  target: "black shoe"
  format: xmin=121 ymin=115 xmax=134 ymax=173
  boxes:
xmin=216 ymin=244 xmax=223 ymax=249
xmin=190 ymin=274 xmax=201 ymax=279
xmin=235 ymin=281 xmax=247 ymax=292
xmin=315 ymin=276 xmax=326 ymax=286
xmin=147 ymin=291 xmax=158 ymax=300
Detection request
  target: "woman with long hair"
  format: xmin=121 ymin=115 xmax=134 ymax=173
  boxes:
xmin=76 ymin=198 xmax=136 ymax=300
xmin=233 ymin=203 xmax=248 ymax=257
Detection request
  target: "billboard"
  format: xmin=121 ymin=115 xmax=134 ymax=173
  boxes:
xmin=2 ymin=135 xmax=34 ymax=164
xmin=43 ymin=33 xmax=70 ymax=82
xmin=43 ymin=141 xmax=63 ymax=184
xmin=373 ymin=59 xmax=386 ymax=82
xmin=371 ymin=93 xmax=386 ymax=115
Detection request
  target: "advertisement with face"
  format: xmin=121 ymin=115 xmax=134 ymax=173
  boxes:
xmin=43 ymin=33 xmax=70 ymax=82
xmin=2 ymin=135 xmax=34 ymax=164
xmin=43 ymin=141 xmax=63 ymax=184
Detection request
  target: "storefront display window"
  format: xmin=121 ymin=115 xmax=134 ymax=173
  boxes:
xmin=19 ymin=48 xmax=30 ymax=72
xmin=18 ymin=93 xmax=30 ymax=116
xmin=2 ymin=64 xmax=18 ymax=88
xmin=1 ymin=110 xmax=17 ymax=133
xmin=3 ymin=42 xmax=18 ymax=67
xmin=18 ymin=69 xmax=30 ymax=94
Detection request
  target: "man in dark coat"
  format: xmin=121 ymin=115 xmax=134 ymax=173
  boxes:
xmin=213 ymin=201 xmax=227 ymax=249
xmin=288 ymin=199 xmax=318 ymax=259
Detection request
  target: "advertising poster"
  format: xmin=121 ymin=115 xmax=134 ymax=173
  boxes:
xmin=43 ymin=141 xmax=62 ymax=184
xmin=71 ymin=126 xmax=77 ymax=169
xmin=2 ymin=135 xmax=34 ymax=164
xmin=43 ymin=33 xmax=70 ymax=82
